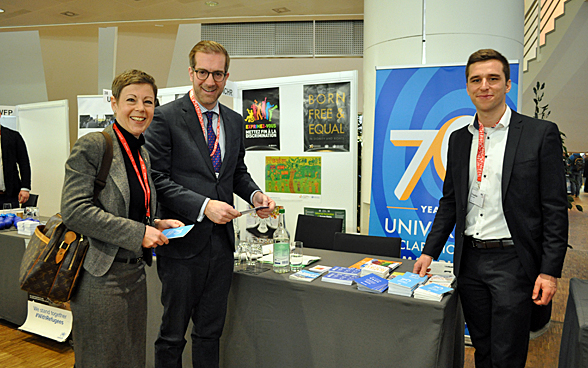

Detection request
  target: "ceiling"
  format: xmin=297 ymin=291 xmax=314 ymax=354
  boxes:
xmin=0 ymin=0 xmax=363 ymax=29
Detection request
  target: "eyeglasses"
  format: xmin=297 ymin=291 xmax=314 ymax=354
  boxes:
xmin=191 ymin=67 xmax=226 ymax=82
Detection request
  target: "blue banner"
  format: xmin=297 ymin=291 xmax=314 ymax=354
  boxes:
xmin=369 ymin=64 xmax=519 ymax=262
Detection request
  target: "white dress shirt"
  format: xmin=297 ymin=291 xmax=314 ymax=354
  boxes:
xmin=464 ymin=107 xmax=512 ymax=240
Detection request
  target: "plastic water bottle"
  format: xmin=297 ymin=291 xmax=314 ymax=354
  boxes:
xmin=273 ymin=208 xmax=290 ymax=273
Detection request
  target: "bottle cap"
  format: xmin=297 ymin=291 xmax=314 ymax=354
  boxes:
xmin=279 ymin=208 xmax=285 ymax=214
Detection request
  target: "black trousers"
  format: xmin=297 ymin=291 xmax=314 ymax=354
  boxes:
xmin=458 ymin=244 xmax=534 ymax=368
xmin=154 ymin=225 xmax=233 ymax=368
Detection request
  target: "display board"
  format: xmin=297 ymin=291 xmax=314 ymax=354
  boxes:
xmin=368 ymin=63 xmax=520 ymax=261
xmin=234 ymin=71 xmax=358 ymax=234
xmin=16 ymin=100 xmax=70 ymax=216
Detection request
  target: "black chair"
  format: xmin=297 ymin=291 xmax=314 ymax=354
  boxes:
xmin=21 ymin=193 xmax=39 ymax=207
xmin=294 ymin=214 xmax=343 ymax=250
xmin=333 ymin=232 xmax=402 ymax=258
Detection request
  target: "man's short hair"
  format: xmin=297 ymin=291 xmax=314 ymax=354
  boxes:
xmin=466 ymin=49 xmax=510 ymax=82
xmin=111 ymin=69 xmax=158 ymax=99
xmin=189 ymin=40 xmax=230 ymax=73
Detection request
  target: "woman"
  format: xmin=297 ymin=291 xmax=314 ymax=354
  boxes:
xmin=61 ymin=69 xmax=183 ymax=368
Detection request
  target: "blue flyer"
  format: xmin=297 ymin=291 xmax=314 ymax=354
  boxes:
xmin=162 ymin=225 xmax=194 ymax=239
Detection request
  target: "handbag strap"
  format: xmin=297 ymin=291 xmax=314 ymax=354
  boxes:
xmin=93 ymin=131 xmax=114 ymax=203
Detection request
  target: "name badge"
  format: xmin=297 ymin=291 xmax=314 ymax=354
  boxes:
xmin=469 ymin=188 xmax=485 ymax=208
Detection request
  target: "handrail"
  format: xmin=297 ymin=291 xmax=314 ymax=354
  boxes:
xmin=523 ymin=0 xmax=568 ymax=72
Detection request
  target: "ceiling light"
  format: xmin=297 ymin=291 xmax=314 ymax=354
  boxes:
xmin=205 ymin=1 xmax=219 ymax=6
xmin=272 ymin=7 xmax=290 ymax=14
xmin=0 ymin=9 xmax=5 ymax=13
xmin=60 ymin=11 xmax=79 ymax=17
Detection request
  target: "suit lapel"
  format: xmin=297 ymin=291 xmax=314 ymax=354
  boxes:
xmin=105 ymin=126 xmax=131 ymax=216
xmin=502 ymin=111 xmax=523 ymax=199
xmin=456 ymin=128 xmax=472 ymax=206
xmin=181 ymin=95 xmax=216 ymax=176
xmin=218 ymin=104 xmax=236 ymax=178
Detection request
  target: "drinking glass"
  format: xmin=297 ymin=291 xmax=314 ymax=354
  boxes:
xmin=239 ymin=241 xmax=251 ymax=269
xmin=3 ymin=203 xmax=12 ymax=212
xmin=249 ymin=242 xmax=264 ymax=269
xmin=290 ymin=241 xmax=304 ymax=271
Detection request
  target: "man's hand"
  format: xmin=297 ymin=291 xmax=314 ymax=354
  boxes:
xmin=252 ymin=192 xmax=276 ymax=219
xmin=154 ymin=219 xmax=185 ymax=231
xmin=204 ymin=200 xmax=241 ymax=224
xmin=142 ymin=226 xmax=169 ymax=248
xmin=18 ymin=190 xmax=30 ymax=204
xmin=532 ymin=273 xmax=558 ymax=305
xmin=412 ymin=254 xmax=433 ymax=277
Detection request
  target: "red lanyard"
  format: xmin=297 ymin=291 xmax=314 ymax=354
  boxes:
xmin=112 ymin=124 xmax=151 ymax=219
xmin=189 ymin=89 xmax=220 ymax=157
xmin=475 ymin=119 xmax=500 ymax=183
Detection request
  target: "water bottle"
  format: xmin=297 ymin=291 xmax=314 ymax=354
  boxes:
xmin=272 ymin=208 xmax=290 ymax=273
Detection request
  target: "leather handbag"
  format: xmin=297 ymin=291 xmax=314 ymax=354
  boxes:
xmin=19 ymin=131 xmax=113 ymax=303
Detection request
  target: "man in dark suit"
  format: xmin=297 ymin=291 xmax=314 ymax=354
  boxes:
xmin=0 ymin=112 xmax=31 ymax=208
xmin=145 ymin=40 xmax=275 ymax=368
xmin=413 ymin=49 xmax=568 ymax=368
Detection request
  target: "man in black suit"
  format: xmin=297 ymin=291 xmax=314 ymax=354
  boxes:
xmin=0 ymin=112 xmax=31 ymax=208
xmin=413 ymin=49 xmax=568 ymax=368
xmin=145 ymin=40 xmax=275 ymax=368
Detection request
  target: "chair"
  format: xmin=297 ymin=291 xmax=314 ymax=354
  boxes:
xmin=21 ymin=193 xmax=39 ymax=207
xmin=333 ymin=232 xmax=402 ymax=258
xmin=294 ymin=214 xmax=343 ymax=250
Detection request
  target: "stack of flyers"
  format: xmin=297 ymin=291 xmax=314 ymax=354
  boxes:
xmin=388 ymin=272 xmax=429 ymax=297
xmin=307 ymin=265 xmax=332 ymax=274
xmin=425 ymin=274 xmax=456 ymax=288
xmin=359 ymin=263 xmax=390 ymax=279
xmin=289 ymin=270 xmax=323 ymax=282
xmin=413 ymin=283 xmax=454 ymax=301
xmin=355 ymin=274 xmax=389 ymax=293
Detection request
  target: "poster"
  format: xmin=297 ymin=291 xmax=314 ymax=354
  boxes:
xmin=303 ymin=82 xmax=350 ymax=152
xmin=242 ymin=87 xmax=280 ymax=150
xmin=368 ymin=63 xmax=519 ymax=262
xmin=77 ymin=95 xmax=114 ymax=138
xmin=265 ymin=156 xmax=321 ymax=195
xmin=304 ymin=207 xmax=346 ymax=233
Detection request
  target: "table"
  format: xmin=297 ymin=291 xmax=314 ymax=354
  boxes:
xmin=0 ymin=230 xmax=31 ymax=325
xmin=559 ymin=278 xmax=588 ymax=368
xmin=220 ymin=249 xmax=464 ymax=368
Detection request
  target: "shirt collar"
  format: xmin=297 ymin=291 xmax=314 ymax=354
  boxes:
xmin=196 ymin=100 xmax=220 ymax=115
xmin=468 ymin=106 xmax=512 ymax=134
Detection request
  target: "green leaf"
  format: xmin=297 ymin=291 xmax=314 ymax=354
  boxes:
xmin=541 ymin=82 xmax=545 ymax=89
xmin=577 ymin=205 xmax=584 ymax=212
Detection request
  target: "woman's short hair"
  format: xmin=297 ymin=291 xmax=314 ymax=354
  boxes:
xmin=111 ymin=69 xmax=158 ymax=100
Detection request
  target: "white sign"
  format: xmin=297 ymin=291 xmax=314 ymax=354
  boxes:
xmin=19 ymin=301 xmax=73 ymax=342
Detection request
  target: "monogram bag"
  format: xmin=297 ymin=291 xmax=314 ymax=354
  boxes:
xmin=19 ymin=131 xmax=113 ymax=303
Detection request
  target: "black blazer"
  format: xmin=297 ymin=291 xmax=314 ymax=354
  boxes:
xmin=1 ymin=126 xmax=31 ymax=197
xmin=145 ymin=94 xmax=260 ymax=259
xmin=423 ymin=110 xmax=568 ymax=282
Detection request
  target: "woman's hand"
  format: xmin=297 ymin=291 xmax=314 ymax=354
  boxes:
xmin=142 ymin=226 xmax=168 ymax=248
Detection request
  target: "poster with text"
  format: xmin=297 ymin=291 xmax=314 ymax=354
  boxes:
xmin=242 ymin=87 xmax=280 ymax=150
xmin=368 ymin=63 xmax=519 ymax=262
xmin=303 ymin=82 xmax=350 ymax=152
xmin=265 ymin=156 xmax=321 ymax=195
xmin=304 ymin=207 xmax=346 ymax=233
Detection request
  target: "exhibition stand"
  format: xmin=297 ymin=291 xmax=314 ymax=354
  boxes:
xmin=145 ymin=249 xmax=464 ymax=368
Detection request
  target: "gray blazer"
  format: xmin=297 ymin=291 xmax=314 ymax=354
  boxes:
xmin=61 ymin=125 xmax=157 ymax=277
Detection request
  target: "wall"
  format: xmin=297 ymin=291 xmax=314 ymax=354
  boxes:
xmin=1 ymin=24 xmax=362 ymax=149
